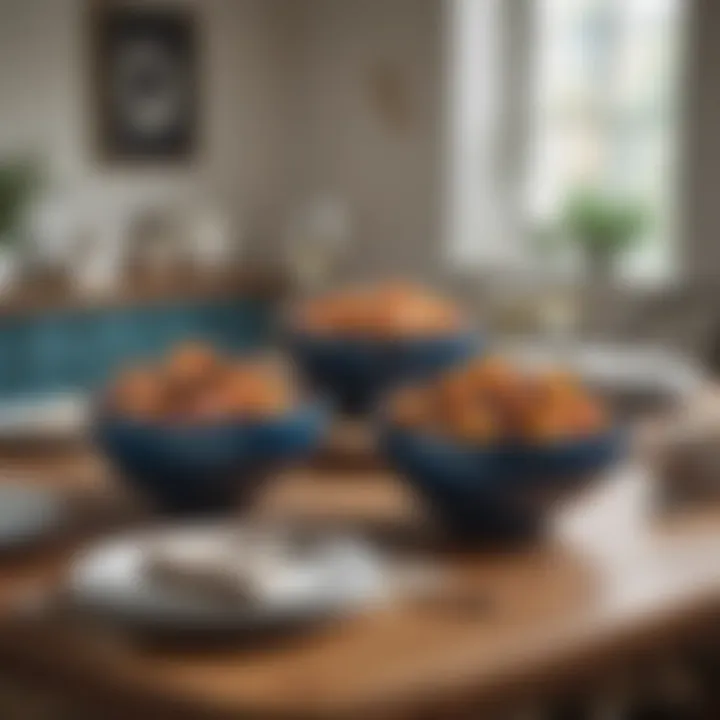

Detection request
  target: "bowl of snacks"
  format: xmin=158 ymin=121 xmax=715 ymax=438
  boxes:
xmin=287 ymin=282 xmax=478 ymax=414
xmin=380 ymin=356 xmax=624 ymax=541
xmin=96 ymin=343 xmax=328 ymax=515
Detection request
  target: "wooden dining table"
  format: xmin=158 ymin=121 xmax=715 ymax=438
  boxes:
xmin=0 ymin=427 xmax=718 ymax=719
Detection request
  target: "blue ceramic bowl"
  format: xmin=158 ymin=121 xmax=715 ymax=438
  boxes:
xmin=380 ymin=425 xmax=625 ymax=542
xmin=287 ymin=331 xmax=479 ymax=415
xmin=96 ymin=402 xmax=328 ymax=515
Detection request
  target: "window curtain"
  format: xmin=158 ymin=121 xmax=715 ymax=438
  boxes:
xmin=445 ymin=0 xmax=536 ymax=271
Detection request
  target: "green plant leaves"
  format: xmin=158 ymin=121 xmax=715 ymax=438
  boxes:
xmin=0 ymin=160 xmax=40 ymax=243
xmin=561 ymin=188 xmax=649 ymax=258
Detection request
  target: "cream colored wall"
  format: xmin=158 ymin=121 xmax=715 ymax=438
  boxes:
xmin=681 ymin=0 xmax=717 ymax=282
xmin=286 ymin=0 xmax=445 ymax=281
xmin=0 ymin=0 xmax=287 ymax=259
xmin=0 ymin=0 xmax=446 ymax=274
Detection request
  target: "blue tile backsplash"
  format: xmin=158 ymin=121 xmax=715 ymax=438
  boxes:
xmin=0 ymin=299 xmax=273 ymax=399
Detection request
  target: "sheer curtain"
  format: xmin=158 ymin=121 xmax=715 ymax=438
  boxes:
xmin=445 ymin=0 xmax=535 ymax=271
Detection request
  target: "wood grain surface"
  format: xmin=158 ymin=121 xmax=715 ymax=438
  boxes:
xmin=0 ymin=442 xmax=717 ymax=718
xmin=0 ymin=266 xmax=287 ymax=318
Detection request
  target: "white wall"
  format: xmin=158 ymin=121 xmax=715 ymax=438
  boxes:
xmin=0 ymin=0 xmax=287 ymax=259
xmin=287 ymin=0 xmax=445 ymax=280
xmin=682 ymin=0 xmax=719 ymax=282
xmin=0 ymin=0 xmax=446 ymax=274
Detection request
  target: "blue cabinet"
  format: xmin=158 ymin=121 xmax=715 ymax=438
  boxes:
xmin=0 ymin=298 xmax=275 ymax=397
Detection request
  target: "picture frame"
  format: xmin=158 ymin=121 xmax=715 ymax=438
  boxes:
xmin=91 ymin=4 xmax=199 ymax=163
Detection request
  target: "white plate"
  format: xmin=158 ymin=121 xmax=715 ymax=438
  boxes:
xmin=0 ymin=483 xmax=65 ymax=549
xmin=68 ymin=524 xmax=391 ymax=633
xmin=0 ymin=393 xmax=88 ymax=441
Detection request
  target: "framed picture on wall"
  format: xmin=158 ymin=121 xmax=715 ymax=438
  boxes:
xmin=92 ymin=4 xmax=199 ymax=162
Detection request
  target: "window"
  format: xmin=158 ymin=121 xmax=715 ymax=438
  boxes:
xmin=448 ymin=0 xmax=686 ymax=282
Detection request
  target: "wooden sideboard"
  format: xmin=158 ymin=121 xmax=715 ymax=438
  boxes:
xmin=0 ymin=267 xmax=286 ymax=398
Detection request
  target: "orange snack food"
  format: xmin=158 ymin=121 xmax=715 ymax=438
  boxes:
xmin=164 ymin=342 xmax=221 ymax=389
xmin=564 ymin=394 xmax=607 ymax=435
xmin=188 ymin=385 xmax=235 ymax=422
xmin=466 ymin=356 xmax=523 ymax=398
xmin=390 ymin=357 xmax=608 ymax=445
xmin=299 ymin=281 xmax=463 ymax=339
xmin=111 ymin=367 xmax=166 ymax=420
xmin=223 ymin=363 xmax=295 ymax=418
xmin=437 ymin=367 xmax=470 ymax=407
xmin=521 ymin=407 xmax=574 ymax=443
xmin=533 ymin=369 xmax=581 ymax=403
xmin=448 ymin=405 xmax=498 ymax=443
xmin=391 ymin=386 xmax=432 ymax=428
xmin=108 ymin=344 xmax=299 ymax=423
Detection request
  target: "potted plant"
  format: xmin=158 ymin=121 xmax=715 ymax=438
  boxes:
xmin=0 ymin=160 xmax=39 ymax=291
xmin=561 ymin=188 xmax=648 ymax=281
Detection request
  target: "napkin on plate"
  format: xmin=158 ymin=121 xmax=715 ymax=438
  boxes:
xmin=140 ymin=525 xmax=396 ymax=610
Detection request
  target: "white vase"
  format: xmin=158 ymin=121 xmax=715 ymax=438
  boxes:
xmin=190 ymin=209 xmax=236 ymax=272
xmin=74 ymin=226 xmax=126 ymax=297
xmin=0 ymin=245 xmax=19 ymax=295
xmin=284 ymin=198 xmax=351 ymax=292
